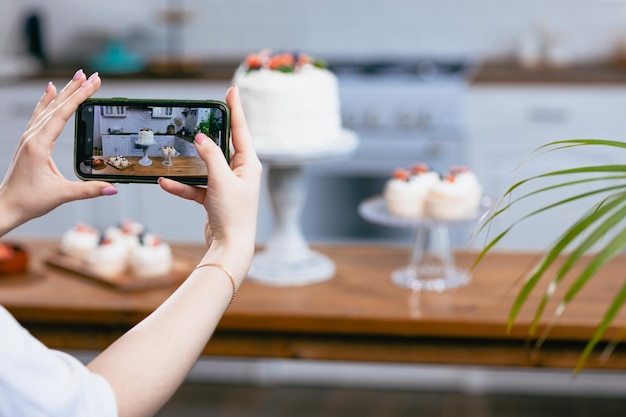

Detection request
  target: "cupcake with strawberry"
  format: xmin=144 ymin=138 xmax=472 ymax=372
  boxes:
xmin=383 ymin=164 xmax=439 ymax=219
xmin=129 ymin=233 xmax=173 ymax=279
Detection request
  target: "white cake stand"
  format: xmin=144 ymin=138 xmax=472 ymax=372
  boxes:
xmin=358 ymin=195 xmax=490 ymax=292
xmin=135 ymin=140 xmax=157 ymax=166
xmin=249 ymin=130 xmax=358 ymax=286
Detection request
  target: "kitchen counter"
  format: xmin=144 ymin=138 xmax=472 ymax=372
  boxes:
xmin=2 ymin=240 xmax=626 ymax=370
xmin=472 ymin=61 xmax=626 ymax=84
xmin=25 ymin=60 xmax=626 ymax=85
xmin=96 ymin=156 xmax=206 ymax=177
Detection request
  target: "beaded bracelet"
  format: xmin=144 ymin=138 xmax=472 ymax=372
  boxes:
xmin=194 ymin=262 xmax=237 ymax=311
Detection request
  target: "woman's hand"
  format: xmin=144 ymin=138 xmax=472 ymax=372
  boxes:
xmin=0 ymin=70 xmax=117 ymax=236
xmin=158 ymin=85 xmax=262 ymax=280
xmin=89 ymin=86 xmax=261 ymax=417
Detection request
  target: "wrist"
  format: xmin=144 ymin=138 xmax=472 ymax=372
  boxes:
xmin=0 ymin=190 xmax=23 ymax=237
xmin=199 ymin=239 xmax=255 ymax=288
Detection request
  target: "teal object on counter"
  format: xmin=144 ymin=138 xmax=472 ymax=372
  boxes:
xmin=89 ymin=39 xmax=146 ymax=74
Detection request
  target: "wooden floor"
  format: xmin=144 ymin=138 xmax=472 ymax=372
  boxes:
xmin=157 ymin=382 xmax=626 ymax=417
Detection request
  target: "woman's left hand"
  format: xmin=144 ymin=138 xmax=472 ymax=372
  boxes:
xmin=0 ymin=70 xmax=117 ymax=236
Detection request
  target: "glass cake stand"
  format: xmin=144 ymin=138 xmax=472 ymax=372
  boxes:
xmin=249 ymin=130 xmax=359 ymax=286
xmin=159 ymin=148 xmax=180 ymax=166
xmin=359 ymin=195 xmax=489 ymax=292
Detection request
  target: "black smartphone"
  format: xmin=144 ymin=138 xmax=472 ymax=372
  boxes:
xmin=74 ymin=98 xmax=230 ymax=185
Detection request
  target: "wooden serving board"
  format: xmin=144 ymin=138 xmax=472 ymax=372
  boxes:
xmin=106 ymin=160 xmax=132 ymax=170
xmin=44 ymin=249 xmax=195 ymax=291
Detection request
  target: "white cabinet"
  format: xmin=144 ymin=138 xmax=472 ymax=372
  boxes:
xmin=101 ymin=105 xmax=127 ymax=117
xmin=467 ymin=84 xmax=626 ymax=250
xmin=102 ymin=134 xmax=131 ymax=156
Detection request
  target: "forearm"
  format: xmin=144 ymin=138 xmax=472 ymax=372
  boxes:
xmin=87 ymin=242 xmax=253 ymax=417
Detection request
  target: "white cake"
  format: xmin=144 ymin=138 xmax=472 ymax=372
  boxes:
xmin=84 ymin=236 xmax=130 ymax=277
xmin=425 ymin=167 xmax=483 ymax=221
xmin=60 ymin=223 xmax=101 ymax=262
xmin=383 ymin=164 xmax=440 ymax=219
xmin=383 ymin=165 xmax=483 ymax=221
xmin=62 ymin=220 xmax=173 ymax=279
xmin=130 ymin=233 xmax=173 ymax=279
xmin=137 ymin=128 xmax=155 ymax=145
xmin=233 ymin=50 xmax=349 ymax=154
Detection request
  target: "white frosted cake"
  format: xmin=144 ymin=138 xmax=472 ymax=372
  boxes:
xmin=383 ymin=164 xmax=483 ymax=221
xmin=137 ymin=128 xmax=155 ymax=145
xmin=61 ymin=220 xmax=173 ymax=279
xmin=130 ymin=233 xmax=173 ymax=279
xmin=425 ymin=167 xmax=483 ymax=221
xmin=60 ymin=223 xmax=101 ymax=262
xmin=383 ymin=164 xmax=440 ymax=219
xmin=233 ymin=50 xmax=352 ymax=154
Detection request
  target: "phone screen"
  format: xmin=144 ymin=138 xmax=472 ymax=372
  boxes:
xmin=74 ymin=98 xmax=229 ymax=185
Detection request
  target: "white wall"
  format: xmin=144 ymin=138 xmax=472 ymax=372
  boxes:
xmin=1 ymin=0 xmax=625 ymax=65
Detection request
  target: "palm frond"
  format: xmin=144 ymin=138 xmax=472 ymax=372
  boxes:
xmin=475 ymin=138 xmax=626 ymax=370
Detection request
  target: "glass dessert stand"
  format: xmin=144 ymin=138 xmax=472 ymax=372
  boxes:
xmin=249 ymin=130 xmax=358 ymax=286
xmin=159 ymin=148 xmax=180 ymax=166
xmin=359 ymin=195 xmax=488 ymax=292
xmin=135 ymin=140 xmax=157 ymax=166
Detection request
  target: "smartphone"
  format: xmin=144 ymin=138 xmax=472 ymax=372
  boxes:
xmin=74 ymin=98 xmax=230 ymax=185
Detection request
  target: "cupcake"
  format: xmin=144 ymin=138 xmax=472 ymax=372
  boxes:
xmin=60 ymin=223 xmax=101 ymax=262
xmin=383 ymin=164 xmax=439 ymax=219
xmin=129 ymin=233 xmax=173 ymax=279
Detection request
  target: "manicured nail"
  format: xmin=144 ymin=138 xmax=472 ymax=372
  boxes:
xmin=194 ymin=133 xmax=207 ymax=145
xmin=46 ymin=81 xmax=53 ymax=92
xmin=102 ymin=186 xmax=118 ymax=196
xmin=73 ymin=69 xmax=84 ymax=80
xmin=81 ymin=72 xmax=99 ymax=87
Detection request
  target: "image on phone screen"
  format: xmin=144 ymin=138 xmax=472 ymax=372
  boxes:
xmin=75 ymin=99 xmax=229 ymax=185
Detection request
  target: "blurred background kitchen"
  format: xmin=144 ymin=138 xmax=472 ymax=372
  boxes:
xmin=2 ymin=0 xmax=626 ymax=415
xmin=1 ymin=0 xmax=626 ymax=250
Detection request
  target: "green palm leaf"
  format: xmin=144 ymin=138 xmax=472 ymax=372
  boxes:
xmin=475 ymin=138 xmax=626 ymax=370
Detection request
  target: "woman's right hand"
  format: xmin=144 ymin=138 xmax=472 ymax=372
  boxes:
xmin=158 ymin=85 xmax=262 ymax=281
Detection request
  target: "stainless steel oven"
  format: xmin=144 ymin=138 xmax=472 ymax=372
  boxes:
xmin=256 ymin=60 xmax=473 ymax=245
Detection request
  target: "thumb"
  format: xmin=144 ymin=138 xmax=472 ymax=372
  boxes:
xmin=194 ymin=133 xmax=230 ymax=178
xmin=65 ymin=181 xmax=118 ymax=201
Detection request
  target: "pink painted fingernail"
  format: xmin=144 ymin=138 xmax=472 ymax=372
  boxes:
xmin=194 ymin=133 xmax=207 ymax=145
xmin=73 ymin=69 xmax=83 ymax=80
xmin=81 ymin=72 xmax=99 ymax=87
xmin=102 ymin=186 xmax=117 ymax=196
xmin=46 ymin=81 xmax=53 ymax=92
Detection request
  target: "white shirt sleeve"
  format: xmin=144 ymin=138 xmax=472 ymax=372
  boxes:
xmin=0 ymin=305 xmax=118 ymax=417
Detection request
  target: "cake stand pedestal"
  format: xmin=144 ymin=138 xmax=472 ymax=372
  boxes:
xmin=136 ymin=141 xmax=157 ymax=166
xmin=249 ymin=131 xmax=358 ymax=286
xmin=359 ymin=196 xmax=488 ymax=292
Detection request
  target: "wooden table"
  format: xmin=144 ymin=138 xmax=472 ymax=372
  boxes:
xmin=98 ymin=156 xmax=207 ymax=177
xmin=2 ymin=240 xmax=626 ymax=370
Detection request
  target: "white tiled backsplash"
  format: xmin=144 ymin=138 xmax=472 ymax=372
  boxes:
xmin=2 ymin=0 xmax=626 ymax=64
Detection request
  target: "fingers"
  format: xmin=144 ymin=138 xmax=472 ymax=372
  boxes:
xmin=33 ymin=73 xmax=102 ymax=145
xmin=61 ymin=180 xmax=118 ymax=203
xmin=158 ymin=177 xmax=206 ymax=205
xmin=23 ymin=70 xmax=97 ymax=143
xmin=27 ymin=82 xmax=57 ymax=131
xmin=225 ymin=85 xmax=256 ymax=159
